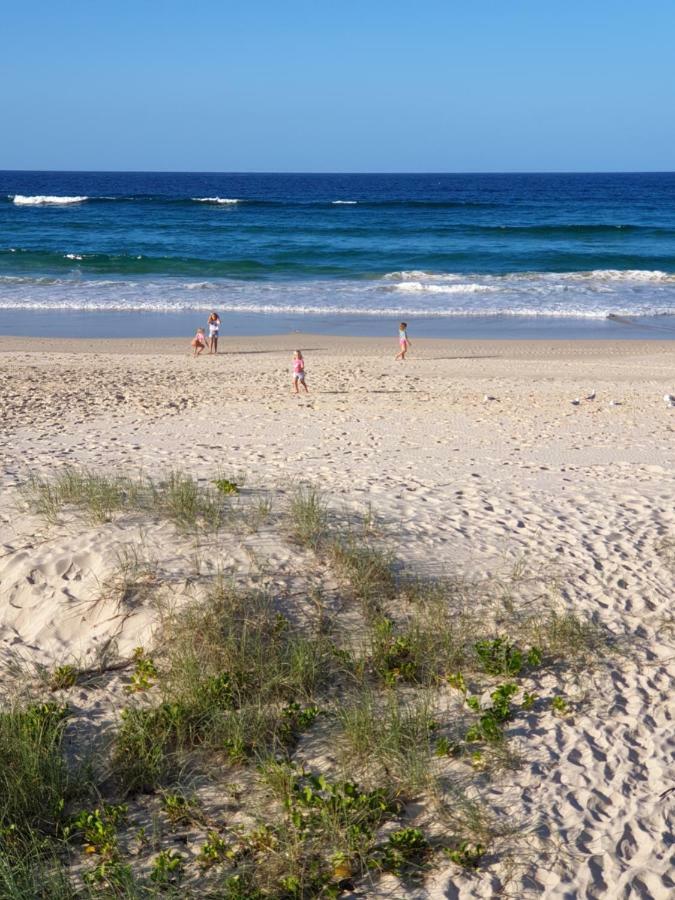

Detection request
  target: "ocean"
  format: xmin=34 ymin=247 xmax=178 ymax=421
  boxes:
xmin=2 ymin=171 xmax=675 ymax=338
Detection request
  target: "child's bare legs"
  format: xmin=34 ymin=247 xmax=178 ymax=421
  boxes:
xmin=210 ymin=335 xmax=218 ymax=354
xmin=395 ymin=343 xmax=407 ymax=360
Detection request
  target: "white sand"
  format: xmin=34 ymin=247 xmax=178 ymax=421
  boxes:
xmin=0 ymin=334 xmax=673 ymax=897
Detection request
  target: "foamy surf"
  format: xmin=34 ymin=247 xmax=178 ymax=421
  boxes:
xmin=394 ymin=282 xmax=496 ymax=294
xmin=0 ymin=270 xmax=673 ymax=321
xmin=191 ymin=197 xmax=240 ymax=204
xmin=11 ymin=195 xmax=89 ymax=206
xmin=332 ymin=200 xmax=358 ymax=205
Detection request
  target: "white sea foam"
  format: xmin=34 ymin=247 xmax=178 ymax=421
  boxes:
xmin=11 ymin=195 xmax=89 ymax=206
xmin=386 ymin=268 xmax=675 ymax=285
xmin=332 ymin=200 xmax=357 ymax=205
xmin=191 ymin=197 xmax=240 ymax=204
xmin=0 ymin=270 xmax=674 ymax=321
xmin=394 ymin=282 xmax=496 ymax=294
xmin=65 ymin=253 xmax=83 ymax=260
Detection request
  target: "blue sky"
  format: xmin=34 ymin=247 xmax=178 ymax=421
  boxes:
xmin=2 ymin=0 xmax=674 ymax=171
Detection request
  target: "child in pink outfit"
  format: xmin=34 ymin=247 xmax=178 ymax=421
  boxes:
xmin=191 ymin=327 xmax=207 ymax=356
xmin=292 ymin=350 xmax=309 ymax=394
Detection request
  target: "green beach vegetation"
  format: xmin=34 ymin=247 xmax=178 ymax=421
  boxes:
xmin=0 ymin=470 xmax=616 ymax=897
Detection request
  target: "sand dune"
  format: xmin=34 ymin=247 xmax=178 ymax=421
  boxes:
xmin=0 ymin=335 xmax=673 ymax=897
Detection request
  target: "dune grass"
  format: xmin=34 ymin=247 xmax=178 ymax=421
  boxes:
xmin=113 ymin=580 xmax=340 ymax=795
xmin=23 ymin=467 xmax=232 ymax=531
xmin=3 ymin=476 xmax=620 ymax=897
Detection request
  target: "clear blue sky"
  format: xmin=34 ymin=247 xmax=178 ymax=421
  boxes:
xmin=2 ymin=0 xmax=674 ymax=172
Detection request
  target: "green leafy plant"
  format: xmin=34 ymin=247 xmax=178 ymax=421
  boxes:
xmin=371 ymin=618 xmax=419 ymax=684
xmin=377 ymin=827 xmax=431 ymax=875
xmin=124 ymin=647 xmax=158 ymax=694
xmin=67 ymin=804 xmax=127 ymax=858
xmin=522 ymin=691 xmax=537 ymax=710
xmin=197 ymin=831 xmax=233 ymax=868
xmin=220 ymin=874 xmax=265 ymax=899
xmin=213 ymin=478 xmax=239 ymax=495
xmin=465 ymin=683 xmax=518 ymax=743
xmin=82 ymin=859 xmax=134 ymax=890
xmin=551 ymin=695 xmax=570 ymax=716
xmin=470 ymin=750 xmax=486 ymax=769
xmin=282 ymin=701 xmax=320 ymax=737
xmin=447 ymin=672 xmax=467 ymax=692
xmin=444 ymin=840 xmax=485 ymax=868
xmin=194 ymin=672 xmax=234 ymax=709
xmin=49 ymin=665 xmax=78 ymax=691
xmin=161 ymin=792 xmax=197 ymax=826
xmin=150 ymin=849 xmax=184 ymax=886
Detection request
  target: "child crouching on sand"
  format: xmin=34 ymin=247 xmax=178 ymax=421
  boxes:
xmin=292 ymin=350 xmax=309 ymax=394
xmin=395 ymin=322 xmax=411 ymax=360
xmin=191 ymin=327 xmax=207 ymax=356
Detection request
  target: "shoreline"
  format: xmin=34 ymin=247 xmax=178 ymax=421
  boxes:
xmin=2 ymin=308 xmax=675 ymax=341
xmin=2 ymin=332 xmax=675 ymax=359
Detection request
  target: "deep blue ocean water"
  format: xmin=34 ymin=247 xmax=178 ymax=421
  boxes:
xmin=2 ymin=171 xmax=675 ymax=337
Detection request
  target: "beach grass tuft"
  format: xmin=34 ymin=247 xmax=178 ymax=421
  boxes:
xmin=22 ymin=466 xmax=235 ymax=532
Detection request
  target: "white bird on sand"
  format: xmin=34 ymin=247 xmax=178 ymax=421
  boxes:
xmin=609 ymin=400 xmax=621 ymax=407
xmin=663 ymin=393 xmax=675 ymax=406
xmin=585 ymin=389 xmax=596 ymax=401
xmin=571 ymin=398 xmax=580 ymax=406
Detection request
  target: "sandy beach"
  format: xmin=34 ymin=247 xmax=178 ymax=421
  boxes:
xmin=1 ymin=334 xmax=673 ymax=897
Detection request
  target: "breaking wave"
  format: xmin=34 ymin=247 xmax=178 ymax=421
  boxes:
xmin=11 ymin=195 xmax=89 ymax=206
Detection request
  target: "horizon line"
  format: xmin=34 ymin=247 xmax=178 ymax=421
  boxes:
xmin=2 ymin=168 xmax=675 ymax=176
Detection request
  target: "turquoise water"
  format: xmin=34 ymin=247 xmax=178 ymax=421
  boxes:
xmin=2 ymin=171 xmax=675 ymax=335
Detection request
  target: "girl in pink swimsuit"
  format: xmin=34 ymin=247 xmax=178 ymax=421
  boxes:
xmin=395 ymin=322 xmax=412 ymax=360
xmin=292 ymin=350 xmax=309 ymax=394
xmin=191 ymin=327 xmax=207 ymax=356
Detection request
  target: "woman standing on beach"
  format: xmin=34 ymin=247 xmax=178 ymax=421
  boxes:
xmin=207 ymin=311 xmax=221 ymax=354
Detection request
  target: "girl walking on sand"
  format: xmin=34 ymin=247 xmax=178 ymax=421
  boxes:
xmin=207 ymin=311 xmax=221 ymax=354
xmin=395 ymin=322 xmax=412 ymax=360
xmin=292 ymin=350 xmax=309 ymax=394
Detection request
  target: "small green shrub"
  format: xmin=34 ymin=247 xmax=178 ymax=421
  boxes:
xmin=444 ymin=840 xmax=485 ymax=868
xmin=197 ymin=831 xmax=233 ymax=868
xmin=370 ymin=618 xmax=421 ymax=685
xmin=66 ymin=804 xmax=127 ymax=858
xmin=551 ymin=695 xmax=570 ymax=716
xmin=474 ymin=638 xmax=541 ymax=676
xmin=522 ymin=692 xmax=537 ymax=710
xmin=160 ymin=792 xmax=197 ymax=826
xmin=150 ymin=849 xmax=184 ymax=886
xmin=82 ymin=859 xmax=134 ymax=891
xmin=49 ymin=665 xmax=78 ymax=691
xmin=465 ymin=683 xmax=518 ymax=744
xmin=377 ymin=827 xmax=431 ymax=875
xmin=124 ymin=648 xmax=158 ymax=694
xmin=213 ymin=478 xmax=239 ymax=495
xmin=446 ymin=672 xmax=467 ymax=692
